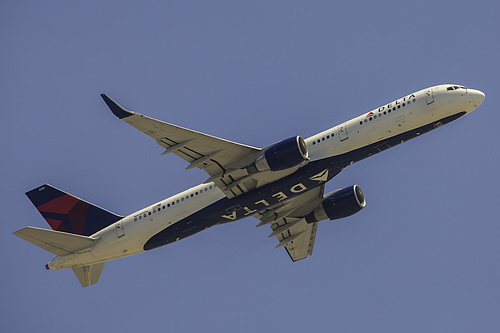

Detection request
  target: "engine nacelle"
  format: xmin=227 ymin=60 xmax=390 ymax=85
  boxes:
xmin=248 ymin=136 xmax=308 ymax=173
xmin=305 ymin=185 xmax=366 ymax=223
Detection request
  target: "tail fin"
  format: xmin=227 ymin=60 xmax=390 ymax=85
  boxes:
xmin=26 ymin=184 xmax=123 ymax=236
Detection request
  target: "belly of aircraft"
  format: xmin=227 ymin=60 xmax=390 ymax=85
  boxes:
xmin=142 ymin=111 xmax=467 ymax=252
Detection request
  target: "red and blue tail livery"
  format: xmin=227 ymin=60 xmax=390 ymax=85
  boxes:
xmin=14 ymin=84 xmax=484 ymax=287
xmin=25 ymin=185 xmax=122 ymax=236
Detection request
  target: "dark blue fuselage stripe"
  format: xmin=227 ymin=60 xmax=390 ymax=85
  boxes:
xmin=143 ymin=112 xmax=466 ymax=251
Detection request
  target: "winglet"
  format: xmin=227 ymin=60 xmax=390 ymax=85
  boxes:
xmin=100 ymin=94 xmax=134 ymax=119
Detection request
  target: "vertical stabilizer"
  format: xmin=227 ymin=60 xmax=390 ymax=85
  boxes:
xmin=26 ymin=184 xmax=123 ymax=236
xmin=73 ymin=263 xmax=105 ymax=288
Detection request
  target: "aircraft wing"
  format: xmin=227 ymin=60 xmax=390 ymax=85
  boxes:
xmin=101 ymin=94 xmax=261 ymax=198
xmin=256 ymin=185 xmax=325 ymax=261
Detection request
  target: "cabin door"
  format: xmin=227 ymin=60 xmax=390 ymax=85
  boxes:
xmin=425 ymin=89 xmax=434 ymax=104
xmin=338 ymin=123 xmax=349 ymax=141
xmin=115 ymin=221 xmax=125 ymax=238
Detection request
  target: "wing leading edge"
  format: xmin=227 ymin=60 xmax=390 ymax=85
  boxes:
xmin=101 ymin=94 xmax=261 ymax=198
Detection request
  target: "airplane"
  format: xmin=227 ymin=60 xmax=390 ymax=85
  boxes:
xmin=14 ymin=84 xmax=485 ymax=287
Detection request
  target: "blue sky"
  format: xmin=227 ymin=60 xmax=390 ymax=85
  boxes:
xmin=2 ymin=1 xmax=499 ymax=332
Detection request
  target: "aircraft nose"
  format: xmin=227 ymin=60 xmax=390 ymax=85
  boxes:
xmin=470 ymin=89 xmax=485 ymax=108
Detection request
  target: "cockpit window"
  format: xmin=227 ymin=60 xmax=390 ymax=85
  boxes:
xmin=447 ymin=85 xmax=468 ymax=91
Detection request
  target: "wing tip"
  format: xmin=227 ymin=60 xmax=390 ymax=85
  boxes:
xmin=100 ymin=94 xmax=134 ymax=119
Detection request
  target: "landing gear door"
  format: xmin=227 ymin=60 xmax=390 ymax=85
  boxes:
xmin=338 ymin=123 xmax=349 ymax=141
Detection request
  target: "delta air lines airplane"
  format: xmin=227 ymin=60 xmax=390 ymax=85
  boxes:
xmin=14 ymin=84 xmax=485 ymax=287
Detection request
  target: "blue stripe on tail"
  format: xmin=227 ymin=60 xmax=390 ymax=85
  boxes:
xmin=26 ymin=185 xmax=123 ymax=236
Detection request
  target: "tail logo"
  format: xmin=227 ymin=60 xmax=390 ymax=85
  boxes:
xmin=26 ymin=184 xmax=122 ymax=236
xmin=37 ymin=194 xmax=89 ymax=235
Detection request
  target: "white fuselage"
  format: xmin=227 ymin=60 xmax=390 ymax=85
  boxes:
xmin=47 ymin=84 xmax=484 ymax=269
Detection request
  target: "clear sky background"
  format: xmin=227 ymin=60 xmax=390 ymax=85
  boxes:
xmin=2 ymin=1 xmax=498 ymax=332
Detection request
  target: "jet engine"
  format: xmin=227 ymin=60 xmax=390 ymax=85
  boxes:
xmin=247 ymin=136 xmax=308 ymax=173
xmin=305 ymin=185 xmax=366 ymax=223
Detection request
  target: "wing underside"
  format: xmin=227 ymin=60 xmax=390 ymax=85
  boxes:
xmin=101 ymin=95 xmax=329 ymax=260
xmin=101 ymin=94 xmax=265 ymax=198
xmin=256 ymin=185 xmax=325 ymax=261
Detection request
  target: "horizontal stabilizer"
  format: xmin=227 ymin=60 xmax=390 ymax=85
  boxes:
xmin=73 ymin=263 xmax=105 ymax=288
xmin=13 ymin=227 xmax=98 ymax=256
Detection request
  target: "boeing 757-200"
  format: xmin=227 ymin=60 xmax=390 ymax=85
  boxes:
xmin=14 ymin=84 xmax=485 ymax=287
